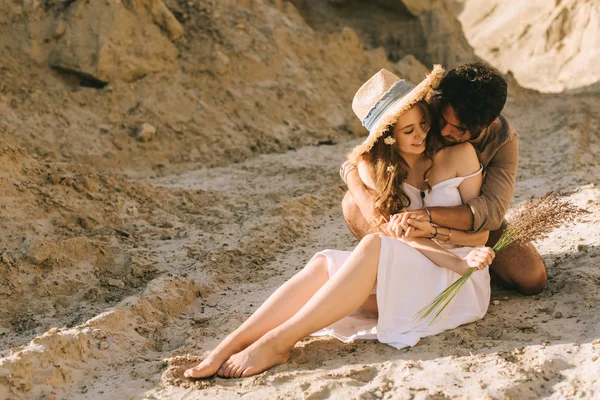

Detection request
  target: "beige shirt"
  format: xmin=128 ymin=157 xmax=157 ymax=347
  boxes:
xmin=467 ymin=114 xmax=519 ymax=232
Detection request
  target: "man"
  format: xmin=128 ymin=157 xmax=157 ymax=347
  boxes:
xmin=341 ymin=62 xmax=547 ymax=295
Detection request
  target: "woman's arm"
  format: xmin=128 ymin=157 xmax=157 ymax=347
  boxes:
xmin=444 ymin=227 xmax=489 ymax=247
xmin=404 ymin=221 xmax=489 ymax=247
xmin=401 ymin=237 xmax=493 ymax=276
xmin=388 ymin=214 xmax=491 ymax=272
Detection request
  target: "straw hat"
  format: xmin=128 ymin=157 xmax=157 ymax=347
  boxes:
xmin=347 ymin=65 xmax=444 ymax=163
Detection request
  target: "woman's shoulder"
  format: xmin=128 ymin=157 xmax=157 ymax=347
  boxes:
xmin=434 ymin=142 xmax=480 ymax=175
xmin=435 ymin=142 xmax=477 ymax=162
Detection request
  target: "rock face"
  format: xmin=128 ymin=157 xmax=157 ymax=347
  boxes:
xmin=123 ymin=0 xmax=184 ymax=40
xmin=399 ymin=0 xmax=435 ymax=17
xmin=1 ymin=0 xmax=435 ymax=174
xmin=289 ymin=0 xmax=477 ymax=68
xmin=49 ymin=0 xmax=181 ymax=83
xmin=455 ymin=0 xmax=600 ymax=92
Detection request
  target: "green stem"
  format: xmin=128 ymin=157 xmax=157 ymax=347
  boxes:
xmin=413 ymin=268 xmax=477 ymax=325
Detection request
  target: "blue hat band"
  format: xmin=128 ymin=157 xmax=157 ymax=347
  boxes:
xmin=362 ymin=81 xmax=415 ymax=132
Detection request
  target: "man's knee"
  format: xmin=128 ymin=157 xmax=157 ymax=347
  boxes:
xmin=518 ymin=267 xmax=547 ymax=295
xmin=514 ymin=242 xmax=547 ymax=295
xmin=490 ymin=242 xmax=547 ymax=295
xmin=518 ymin=274 xmax=548 ymax=295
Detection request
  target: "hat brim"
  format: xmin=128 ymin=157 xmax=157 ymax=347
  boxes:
xmin=347 ymin=64 xmax=444 ymax=164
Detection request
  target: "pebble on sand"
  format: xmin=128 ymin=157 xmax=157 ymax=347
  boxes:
xmin=136 ymin=123 xmax=156 ymax=142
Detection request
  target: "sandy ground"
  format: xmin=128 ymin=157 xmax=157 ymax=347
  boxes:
xmin=2 ymin=85 xmax=600 ymax=399
xmin=1 ymin=1 xmax=600 ymax=399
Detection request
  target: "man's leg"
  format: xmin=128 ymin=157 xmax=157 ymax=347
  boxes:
xmin=342 ymin=191 xmax=371 ymax=240
xmin=486 ymin=221 xmax=547 ymax=295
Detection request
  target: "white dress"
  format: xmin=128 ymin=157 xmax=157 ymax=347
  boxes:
xmin=312 ymin=166 xmax=490 ymax=349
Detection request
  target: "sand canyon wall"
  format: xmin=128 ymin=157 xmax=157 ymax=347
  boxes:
xmin=454 ymin=0 xmax=600 ymax=92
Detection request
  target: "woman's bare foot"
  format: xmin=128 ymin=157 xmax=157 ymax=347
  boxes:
xmin=183 ymin=354 xmax=223 ymax=379
xmin=184 ymin=337 xmax=248 ymax=379
xmin=217 ymin=334 xmax=291 ymax=378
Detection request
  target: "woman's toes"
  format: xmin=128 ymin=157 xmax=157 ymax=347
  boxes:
xmin=231 ymin=364 xmax=243 ymax=378
xmin=225 ymin=363 xmax=237 ymax=378
xmin=184 ymin=360 xmax=215 ymax=379
xmin=216 ymin=363 xmax=226 ymax=377
xmin=183 ymin=368 xmax=195 ymax=378
xmin=217 ymin=360 xmax=233 ymax=378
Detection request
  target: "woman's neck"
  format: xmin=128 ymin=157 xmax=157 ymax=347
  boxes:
xmin=401 ymin=152 xmax=423 ymax=169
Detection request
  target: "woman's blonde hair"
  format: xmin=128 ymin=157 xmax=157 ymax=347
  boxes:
xmin=358 ymin=101 xmax=441 ymax=223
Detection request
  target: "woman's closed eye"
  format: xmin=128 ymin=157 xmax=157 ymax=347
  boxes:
xmin=404 ymin=128 xmax=414 ymax=134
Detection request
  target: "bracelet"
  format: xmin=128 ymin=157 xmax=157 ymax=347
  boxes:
xmin=424 ymin=206 xmax=432 ymax=223
xmin=340 ymin=161 xmax=357 ymax=184
xmin=339 ymin=161 xmax=349 ymax=181
xmin=343 ymin=164 xmax=357 ymax=183
xmin=437 ymin=227 xmax=451 ymax=242
xmin=430 ymin=226 xmax=438 ymax=239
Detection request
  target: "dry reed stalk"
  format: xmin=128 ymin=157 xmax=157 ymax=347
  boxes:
xmin=413 ymin=191 xmax=587 ymax=326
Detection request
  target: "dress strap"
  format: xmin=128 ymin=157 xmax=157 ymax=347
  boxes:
xmin=459 ymin=164 xmax=483 ymax=180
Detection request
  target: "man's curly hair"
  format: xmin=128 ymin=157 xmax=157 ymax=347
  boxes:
xmin=437 ymin=62 xmax=507 ymax=139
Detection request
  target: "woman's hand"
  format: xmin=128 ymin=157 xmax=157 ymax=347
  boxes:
xmin=384 ymin=213 xmax=433 ymax=239
xmin=403 ymin=218 xmax=436 ymax=239
xmin=463 ymin=247 xmax=495 ymax=271
xmin=385 ymin=213 xmax=406 ymax=239
xmin=375 ymin=216 xmax=393 ymax=237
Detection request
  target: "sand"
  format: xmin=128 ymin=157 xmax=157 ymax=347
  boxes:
xmin=1 ymin=0 xmax=599 ymax=399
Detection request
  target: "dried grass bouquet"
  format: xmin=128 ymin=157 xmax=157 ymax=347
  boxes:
xmin=413 ymin=191 xmax=587 ymax=325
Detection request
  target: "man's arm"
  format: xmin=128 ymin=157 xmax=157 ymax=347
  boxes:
xmin=400 ymin=142 xmax=483 ymax=232
xmin=427 ymin=204 xmax=474 ymax=231
xmin=388 ymin=215 xmax=494 ymax=274
xmin=403 ymin=138 xmax=518 ymax=233
xmin=466 ymin=137 xmax=518 ymax=232
xmin=402 ymin=218 xmax=489 ymax=247
xmin=344 ymin=163 xmax=379 ymax=226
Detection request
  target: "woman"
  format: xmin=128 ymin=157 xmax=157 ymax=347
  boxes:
xmin=185 ymin=66 xmax=494 ymax=379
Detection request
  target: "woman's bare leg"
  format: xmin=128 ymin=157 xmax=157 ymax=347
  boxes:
xmin=360 ymin=295 xmax=378 ymax=314
xmin=218 ymin=234 xmax=382 ymax=378
xmin=184 ymin=254 xmax=330 ymax=378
